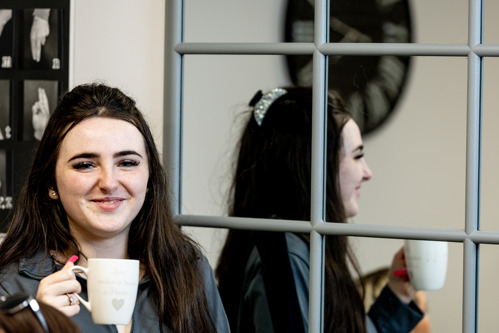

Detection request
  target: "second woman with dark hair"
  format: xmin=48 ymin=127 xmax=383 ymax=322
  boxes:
xmin=216 ymin=86 xmax=423 ymax=333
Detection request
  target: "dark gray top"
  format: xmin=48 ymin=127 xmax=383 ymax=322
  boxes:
xmin=237 ymin=233 xmax=423 ymax=333
xmin=0 ymin=252 xmax=230 ymax=332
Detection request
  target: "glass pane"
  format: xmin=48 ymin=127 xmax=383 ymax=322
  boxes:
xmin=287 ymin=0 xmax=468 ymax=46
xmin=326 ymin=56 xmax=467 ymax=229
xmin=480 ymin=58 xmax=499 ymax=231
xmin=185 ymin=0 xmax=298 ymax=43
xmin=410 ymin=0 xmax=468 ymax=43
xmin=479 ymin=244 xmax=499 ymax=330
xmin=329 ymin=0 xmax=412 ymax=44
xmin=182 ymin=54 xmax=294 ymax=216
xmin=483 ymin=0 xmax=499 ymax=44
xmin=354 ymin=237 xmax=462 ymax=332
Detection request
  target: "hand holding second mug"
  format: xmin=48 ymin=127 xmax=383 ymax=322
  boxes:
xmin=387 ymin=247 xmax=416 ymax=304
xmin=36 ymin=257 xmax=81 ymax=317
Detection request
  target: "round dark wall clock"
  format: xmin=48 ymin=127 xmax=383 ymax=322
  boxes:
xmin=284 ymin=0 xmax=413 ymax=135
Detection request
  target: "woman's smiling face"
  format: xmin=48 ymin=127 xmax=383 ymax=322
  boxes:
xmin=339 ymin=119 xmax=372 ymax=218
xmin=54 ymin=117 xmax=149 ymax=240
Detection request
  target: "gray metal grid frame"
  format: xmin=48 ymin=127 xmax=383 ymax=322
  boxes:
xmin=163 ymin=1 xmax=488 ymax=332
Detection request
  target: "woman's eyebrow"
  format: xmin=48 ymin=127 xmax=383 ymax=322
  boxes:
xmin=67 ymin=150 xmax=143 ymax=162
xmin=353 ymin=145 xmax=364 ymax=153
xmin=114 ymin=150 xmax=143 ymax=159
xmin=67 ymin=152 xmax=98 ymax=162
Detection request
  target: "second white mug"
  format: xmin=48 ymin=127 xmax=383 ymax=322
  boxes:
xmin=404 ymin=240 xmax=448 ymax=291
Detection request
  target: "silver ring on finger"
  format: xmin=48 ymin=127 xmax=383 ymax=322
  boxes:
xmin=67 ymin=293 xmax=75 ymax=306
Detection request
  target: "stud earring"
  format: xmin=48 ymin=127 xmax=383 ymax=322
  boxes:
xmin=48 ymin=188 xmax=58 ymax=199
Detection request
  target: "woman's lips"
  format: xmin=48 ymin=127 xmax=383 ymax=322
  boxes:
xmin=92 ymin=198 xmax=124 ymax=211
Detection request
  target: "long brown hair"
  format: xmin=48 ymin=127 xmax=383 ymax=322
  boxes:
xmin=0 ymin=83 xmax=216 ymax=332
xmin=216 ymin=86 xmax=366 ymax=332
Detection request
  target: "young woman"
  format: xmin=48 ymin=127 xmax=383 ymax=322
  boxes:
xmin=0 ymin=83 xmax=229 ymax=332
xmin=216 ymin=87 xmax=423 ymax=333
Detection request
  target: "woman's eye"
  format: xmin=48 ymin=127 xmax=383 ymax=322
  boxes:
xmin=72 ymin=162 xmax=94 ymax=170
xmin=119 ymin=160 xmax=140 ymax=168
xmin=355 ymin=153 xmax=364 ymax=160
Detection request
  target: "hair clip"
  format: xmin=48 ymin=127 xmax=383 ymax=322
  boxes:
xmin=250 ymin=88 xmax=287 ymax=126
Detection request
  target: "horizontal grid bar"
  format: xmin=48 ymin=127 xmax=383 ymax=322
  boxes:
xmin=319 ymin=43 xmax=470 ymax=56
xmin=175 ymin=215 xmax=312 ymax=233
xmin=469 ymin=231 xmax=499 ymax=244
xmin=314 ymin=223 xmax=467 ymax=242
xmin=174 ymin=215 xmax=499 ymax=243
xmin=175 ymin=42 xmax=316 ymax=54
xmin=473 ymin=44 xmax=499 ymax=56
xmin=175 ymin=42 xmax=499 ymax=57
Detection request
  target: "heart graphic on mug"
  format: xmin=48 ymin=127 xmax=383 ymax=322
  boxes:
xmin=112 ymin=298 xmax=125 ymax=311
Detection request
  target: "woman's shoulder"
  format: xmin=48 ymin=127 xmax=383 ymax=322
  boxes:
xmin=196 ymin=251 xmax=215 ymax=276
xmin=0 ymin=252 xmax=55 ymax=281
xmin=285 ymin=233 xmax=310 ymax=263
xmin=0 ymin=256 xmax=49 ymax=297
xmin=0 ymin=260 xmax=19 ymax=278
xmin=241 ymin=233 xmax=310 ymax=274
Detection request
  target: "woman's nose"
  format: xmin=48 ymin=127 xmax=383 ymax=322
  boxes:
xmin=98 ymin=167 xmax=119 ymax=192
xmin=363 ymin=160 xmax=373 ymax=181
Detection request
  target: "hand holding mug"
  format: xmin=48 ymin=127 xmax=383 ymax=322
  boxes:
xmin=388 ymin=247 xmax=416 ymax=304
xmin=36 ymin=255 xmax=81 ymax=317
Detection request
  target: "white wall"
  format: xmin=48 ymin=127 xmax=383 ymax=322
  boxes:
xmin=72 ymin=0 xmax=165 ymax=147
xmin=74 ymin=0 xmax=499 ymax=331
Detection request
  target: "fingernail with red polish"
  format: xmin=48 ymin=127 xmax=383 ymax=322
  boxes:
xmin=67 ymin=255 xmax=78 ymax=264
xmin=393 ymin=269 xmax=408 ymax=277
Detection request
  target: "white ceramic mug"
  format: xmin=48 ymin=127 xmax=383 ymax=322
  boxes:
xmin=404 ymin=240 xmax=448 ymax=291
xmin=69 ymin=258 xmax=139 ymax=325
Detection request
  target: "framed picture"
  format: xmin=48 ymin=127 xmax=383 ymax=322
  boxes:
xmin=23 ymin=80 xmax=57 ymax=141
xmin=0 ymin=150 xmax=8 ymax=197
xmin=0 ymin=149 xmax=14 ymax=230
xmin=0 ymin=0 xmax=69 ymax=231
xmin=0 ymin=9 xmax=14 ymax=69
xmin=0 ymin=149 xmax=12 ymax=231
xmin=22 ymin=8 xmax=60 ymax=70
xmin=0 ymin=80 xmax=11 ymax=140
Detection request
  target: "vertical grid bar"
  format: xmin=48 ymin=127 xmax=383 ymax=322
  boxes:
xmin=309 ymin=1 xmax=329 ymax=332
xmin=68 ymin=0 xmax=76 ymax=88
xmin=469 ymin=0 xmax=483 ymax=47
xmin=163 ymin=0 xmax=184 ymax=216
xmin=463 ymin=0 xmax=483 ymax=331
xmin=463 ymin=238 xmax=479 ymax=333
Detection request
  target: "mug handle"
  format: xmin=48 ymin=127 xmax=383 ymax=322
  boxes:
xmin=68 ymin=265 xmax=91 ymax=312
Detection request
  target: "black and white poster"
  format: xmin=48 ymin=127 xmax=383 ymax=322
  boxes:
xmin=23 ymin=80 xmax=57 ymax=141
xmin=0 ymin=80 xmax=10 ymax=140
xmin=0 ymin=1 xmax=69 ymax=231
xmin=22 ymin=8 xmax=60 ymax=70
xmin=0 ymin=9 xmax=13 ymax=69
